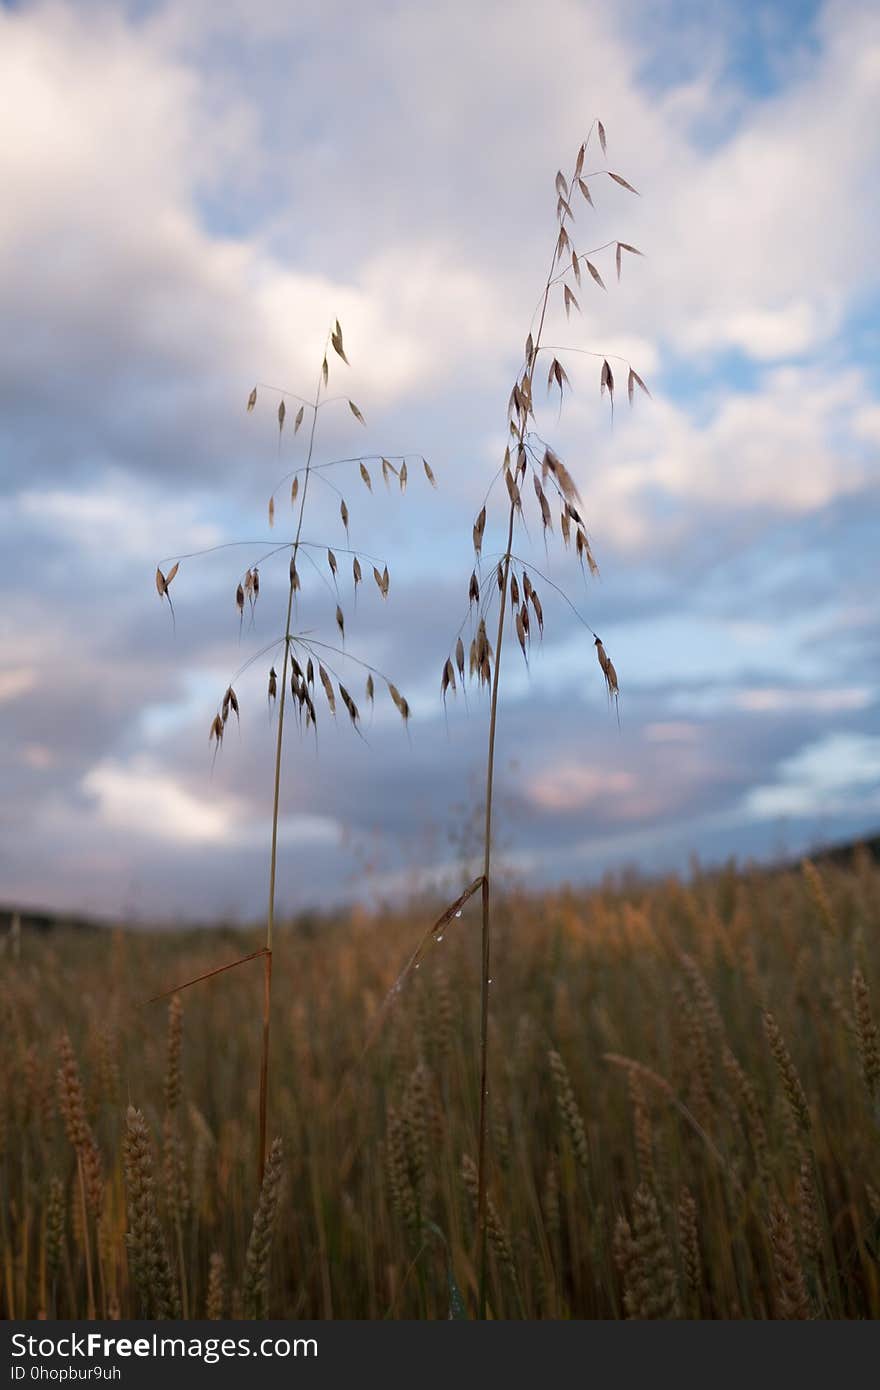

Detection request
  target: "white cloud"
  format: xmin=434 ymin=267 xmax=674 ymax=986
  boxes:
xmin=2 ymin=0 xmax=879 ymax=915
xmin=16 ymin=479 xmax=221 ymax=563
xmin=81 ymin=754 xmax=339 ymax=847
xmin=744 ymin=731 xmax=880 ymax=820
xmin=551 ymin=361 xmax=878 ymax=557
xmin=82 ymin=755 xmax=244 ymax=844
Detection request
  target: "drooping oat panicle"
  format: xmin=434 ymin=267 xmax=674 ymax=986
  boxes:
xmin=154 ymin=324 xmax=432 ymax=1188
xmin=444 ymin=143 xmax=647 ymax=1311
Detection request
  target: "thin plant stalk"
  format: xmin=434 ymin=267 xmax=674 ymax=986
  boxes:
xmin=476 ymin=211 xmax=565 ymax=1322
xmin=76 ymin=1152 xmax=96 ymax=1320
xmin=260 ymin=348 xmax=327 ymax=1183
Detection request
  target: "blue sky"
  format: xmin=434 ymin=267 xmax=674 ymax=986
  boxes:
xmin=1 ymin=0 xmax=878 ymax=920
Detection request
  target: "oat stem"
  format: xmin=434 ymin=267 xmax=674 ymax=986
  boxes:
xmin=260 ymin=344 xmax=327 ymax=1184
xmin=476 ymin=196 xmax=563 ymax=1318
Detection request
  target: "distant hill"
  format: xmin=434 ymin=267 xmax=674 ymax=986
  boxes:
xmin=0 ymin=904 xmax=104 ymax=934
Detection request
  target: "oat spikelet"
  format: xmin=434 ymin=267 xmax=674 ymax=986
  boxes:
xmin=242 ymin=1137 xmax=284 ymax=1318
xmin=548 ymin=1050 xmax=588 ymax=1170
xmin=594 ymin=636 xmax=619 ymax=700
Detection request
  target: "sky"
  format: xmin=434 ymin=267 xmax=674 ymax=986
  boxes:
xmin=1 ymin=0 xmax=879 ymax=921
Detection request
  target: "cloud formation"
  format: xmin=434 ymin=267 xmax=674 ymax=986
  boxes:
xmin=1 ymin=0 xmax=878 ymax=919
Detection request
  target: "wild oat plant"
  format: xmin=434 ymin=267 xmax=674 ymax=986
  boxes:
xmin=433 ymin=121 xmax=648 ymax=1311
xmin=154 ymin=323 xmax=432 ymax=1182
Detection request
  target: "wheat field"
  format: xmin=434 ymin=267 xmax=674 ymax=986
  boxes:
xmin=2 ymin=850 xmax=879 ymax=1319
